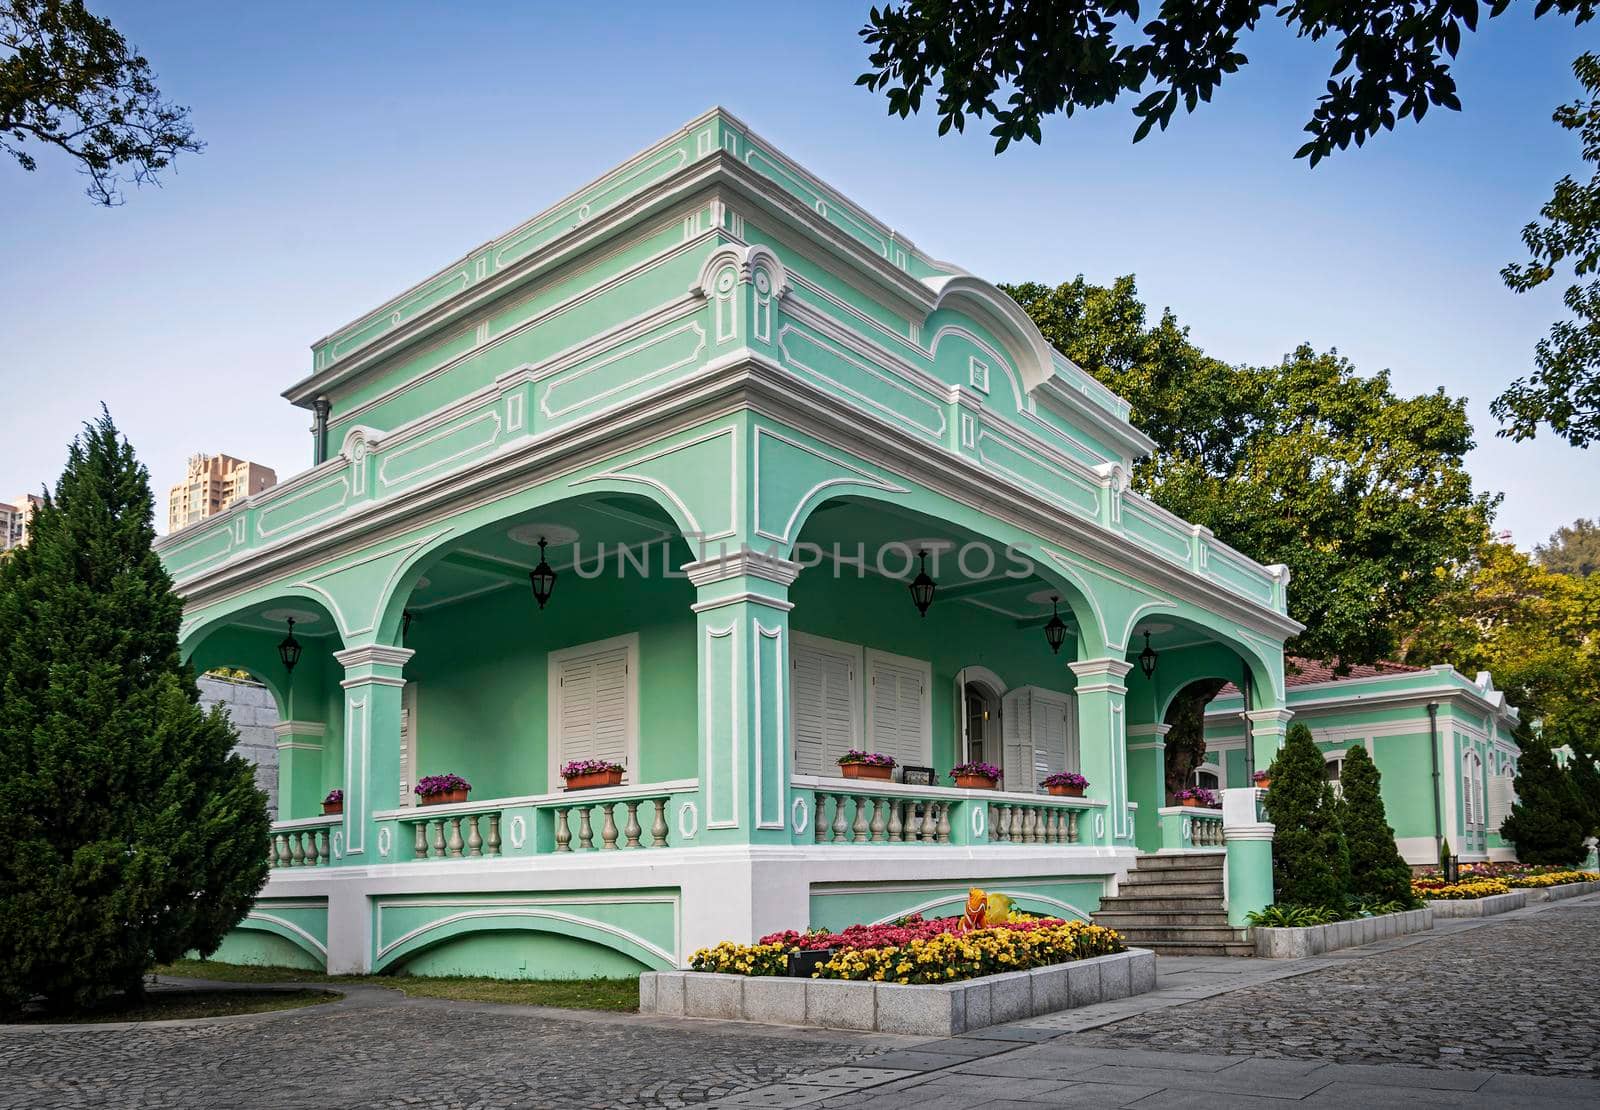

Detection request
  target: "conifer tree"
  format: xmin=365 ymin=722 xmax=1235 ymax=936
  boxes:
xmin=1336 ymin=745 xmax=1414 ymax=905
xmin=0 ymin=411 xmax=269 ymax=1013
xmin=1501 ymin=738 xmax=1588 ymax=866
xmin=1264 ymin=723 xmax=1350 ymax=907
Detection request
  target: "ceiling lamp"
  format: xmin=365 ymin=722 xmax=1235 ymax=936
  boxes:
xmin=908 ymin=549 xmax=936 ymax=618
xmin=278 ymin=617 xmax=302 ymax=675
xmin=1043 ymin=596 xmax=1067 ymax=655
xmin=1138 ymin=630 xmax=1158 ymax=679
xmin=528 ymin=537 xmax=557 ymax=610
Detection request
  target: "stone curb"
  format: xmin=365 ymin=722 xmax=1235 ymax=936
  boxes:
xmin=1253 ymin=908 xmax=1433 ymax=959
xmin=1522 ymin=878 xmax=1600 ymax=903
xmin=640 ymin=949 xmax=1156 ymax=1036
xmin=1427 ymin=890 xmax=1527 ymax=918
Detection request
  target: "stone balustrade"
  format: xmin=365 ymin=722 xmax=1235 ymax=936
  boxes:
xmin=548 ymin=793 xmax=672 ymax=852
xmin=793 ymin=777 xmax=1102 ymax=847
xmin=402 ymin=802 xmax=506 ymax=860
xmin=987 ymin=800 xmax=1083 ymax=844
xmin=1157 ymin=805 xmax=1225 ymax=851
xmin=811 ymin=788 xmax=955 ymax=844
xmin=269 ymin=816 xmax=339 ymax=868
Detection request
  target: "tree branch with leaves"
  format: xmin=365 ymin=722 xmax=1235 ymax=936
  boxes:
xmin=1 ymin=0 xmax=201 ymax=205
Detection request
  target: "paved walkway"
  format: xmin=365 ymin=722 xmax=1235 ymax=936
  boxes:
xmin=1 ymin=895 xmax=1596 ymax=1108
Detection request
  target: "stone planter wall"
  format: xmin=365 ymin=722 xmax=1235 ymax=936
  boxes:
xmin=1254 ymin=908 xmax=1432 ymax=959
xmin=1522 ymin=878 xmax=1600 ymax=903
xmin=639 ymin=949 xmax=1156 ymax=1036
xmin=1427 ymin=890 xmax=1526 ymax=918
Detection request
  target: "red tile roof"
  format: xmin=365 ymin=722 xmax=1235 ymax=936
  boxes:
xmin=1217 ymin=657 xmax=1427 ymax=699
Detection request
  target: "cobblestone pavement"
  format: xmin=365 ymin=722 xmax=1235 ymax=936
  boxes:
xmin=1068 ymin=898 xmax=1600 ymax=1077
xmin=0 ymin=989 xmax=892 ymax=1110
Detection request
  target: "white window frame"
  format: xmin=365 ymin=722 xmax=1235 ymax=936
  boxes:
xmin=1323 ymin=752 xmax=1345 ymax=799
xmin=864 ymin=647 xmax=933 ymax=768
xmin=968 ymin=356 xmax=990 ymax=393
xmin=790 ymin=631 xmax=864 ymax=775
xmin=546 ymin=632 xmax=640 ymax=787
xmin=399 ymin=680 xmax=420 ymax=807
xmin=1193 ymin=761 xmax=1222 ymax=791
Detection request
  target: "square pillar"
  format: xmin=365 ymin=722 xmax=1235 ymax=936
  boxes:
xmin=1126 ymin=723 xmax=1171 ymax=852
xmin=1070 ymin=658 xmax=1133 ymax=847
xmin=273 ymin=721 xmax=326 ymax=819
xmin=685 ymin=552 xmax=797 ymax=847
xmin=1221 ymin=787 xmax=1274 ymax=926
xmin=1246 ymin=707 xmax=1294 ymax=778
xmin=332 ymin=644 xmax=413 ymax=863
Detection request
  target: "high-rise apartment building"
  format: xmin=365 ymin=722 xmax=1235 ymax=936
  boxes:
xmin=0 ymin=494 xmax=41 ymax=551
xmin=167 ymin=454 xmax=277 ymax=532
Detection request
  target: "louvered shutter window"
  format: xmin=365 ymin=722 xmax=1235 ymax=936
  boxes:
xmin=556 ymin=646 xmax=630 ymax=772
xmin=1487 ymin=772 xmax=1515 ymax=830
xmin=867 ymin=656 xmax=929 ymax=768
xmin=398 ymin=690 xmax=416 ymax=807
xmin=1001 ymin=688 xmax=1032 ymax=791
xmin=792 ymin=642 xmax=857 ymax=775
xmin=1031 ymin=691 xmax=1072 ymax=788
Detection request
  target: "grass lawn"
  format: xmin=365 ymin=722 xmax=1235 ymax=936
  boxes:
xmin=10 ymin=989 xmax=333 ymax=1024
xmin=157 ymin=959 xmax=641 ymax=1013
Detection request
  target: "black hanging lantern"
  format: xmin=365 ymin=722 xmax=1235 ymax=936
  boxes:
xmin=908 ymin=549 xmax=936 ymax=617
xmin=1043 ymin=595 xmax=1067 ymax=655
xmin=402 ymin=609 xmax=413 ymax=642
xmin=528 ymin=537 xmax=557 ymax=610
xmin=1138 ymin=630 xmax=1158 ymax=679
xmin=278 ymin=617 xmax=302 ymax=675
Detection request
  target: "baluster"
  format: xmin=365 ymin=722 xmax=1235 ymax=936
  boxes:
xmin=651 ymin=797 xmax=669 ymax=847
xmin=431 ymin=818 xmax=446 ymax=859
xmin=992 ymin=805 xmax=1007 ymax=842
xmin=1042 ymin=809 xmax=1056 ymax=844
xmin=601 ymin=803 xmax=619 ymax=850
xmin=267 ymin=837 xmax=277 ymax=868
xmin=920 ymin=798 xmax=938 ymax=841
xmin=936 ymin=801 xmax=951 ymax=843
xmin=288 ymin=832 xmax=304 ymax=866
xmin=274 ymin=833 xmax=288 ymax=867
xmin=814 ymin=793 xmax=828 ymax=843
xmin=1021 ymin=807 xmax=1035 ymax=844
xmin=487 ymin=813 xmax=502 ymax=856
xmin=313 ymin=829 xmax=327 ymax=864
xmin=851 ymin=796 xmax=869 ymax=843
xmin=831 ymin=794 xmax=848 ymax=842
xmin=447 ymin=817 xmax=465 ymax=858
xmin=1067 ymin=809 xmax=1080 ymax=844
xmin=1032 ymin=807 xmax=1045 ymax=844
xmin=867 ymin=797 xmax=886 ymax=842
xmin=554 ymin=807 xmax=573 ymax=852
xmin=887 ymin=799 xmax=903 ymax=842
xmin=624 ymin=801 xmax=642 ymax=848
xmin=466 ymin=815 xmax=483 ymax=857
xmin=1052 ymin=809 xmax=1065 ymax=844
xmin=577 ymin=806 xmax=595 ymax=850
xmin=414 ymin=822 xmax=429 ymax=859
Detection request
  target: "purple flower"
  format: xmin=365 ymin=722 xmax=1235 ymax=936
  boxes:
xmin=414 ymin=773 xmax=471 ymax=797
xmin=837 ymin=750 xmax=896 ymax=767
xmin=560 ymin=759 xmax=624 ymax=777
xmin=950 ymin=761 xmax=1002 ymax=782
xmin=1041 ymin=772 xmax=1088 ymax=789
xmin=1176 ymin=787 xmax=1219 ymax=806
xmin=323 ymin=789 xmax=343 ymax=804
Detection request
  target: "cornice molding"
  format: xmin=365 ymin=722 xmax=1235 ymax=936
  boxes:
xmin=682 ymin=549 xmax=802 ymax=587
xmin=334 ymin=645 xmax=415 ymax=670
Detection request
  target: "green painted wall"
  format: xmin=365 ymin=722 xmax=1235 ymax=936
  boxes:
xmin=809 ymin=878 xmax=1109 ymax=929
xmin=208 ymin=930 xmax=323 ymax=971
xmin=394 ymin=930 xmax=647 ymax=980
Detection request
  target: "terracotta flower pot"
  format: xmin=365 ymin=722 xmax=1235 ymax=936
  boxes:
xmin=840 ymin=762 xmax=893 ymax=781
xmin=1046 ymin=784 xmax=1085 ymax=797
xmin=564 ymin=769 xmax=624 ymax=790
xmin=421 ymin=787 xmax=470 ymax=806
xmin=1254 ymin=778 xmax=1271 ymax=790
xmin=1181 ymin=798 xmax=1206 ymax=808
xmin=955 ymin=773 xmax=999 ymax=790
xmin=322 ymin=801 xmax=343 ymax=816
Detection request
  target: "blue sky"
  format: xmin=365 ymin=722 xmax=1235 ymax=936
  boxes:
xmin=1 ymin=1 xmax=1596 ymax=547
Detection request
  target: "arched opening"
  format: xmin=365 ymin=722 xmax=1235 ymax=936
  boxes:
xmin=962 ymin=675 xmax=1003 ymax=767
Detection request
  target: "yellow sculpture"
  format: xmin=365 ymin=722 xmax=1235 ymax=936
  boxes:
xmin=959 ymin=888 xmax=1019 ymax=931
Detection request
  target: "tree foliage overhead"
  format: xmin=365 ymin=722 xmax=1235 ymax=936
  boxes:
xmin=1 ymin=0 xmax=201 ymax=204
xmin=1535 ymin=517 xmax=1600 ymax=577
xmin=857 ymin=0 xmax=1596 ymax=163
xmin=1005 ymin=275 xmax=1494 ymax=664
xmin=1498 ymin=53 xmax=1600 ymax=448
xmin=0 ymin=411 xmax=268 ymax=1014
xmin=1402 ymin=536 xmax=1600 ymax=753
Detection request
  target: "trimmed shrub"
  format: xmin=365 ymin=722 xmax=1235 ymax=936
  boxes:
xmin=0 ymin=413 xmax=270 ymax=1013
xmin=1264 ymin=722 xmax=1350 ymax=907
xmin=1501 ymin=738 xmax=1589 ymax=866
xmin=1337 ymin=745 xmax=1415 ymax=905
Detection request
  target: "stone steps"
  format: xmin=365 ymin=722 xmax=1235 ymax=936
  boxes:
xmin=1092 ymin=852 xmax=1254 ymax=959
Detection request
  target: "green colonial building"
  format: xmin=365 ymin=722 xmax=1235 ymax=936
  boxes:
xmin=1202 ymin=661 xmax=1524 ymax=866
xmin=159 ymin=110 xmax=1302 ymax=977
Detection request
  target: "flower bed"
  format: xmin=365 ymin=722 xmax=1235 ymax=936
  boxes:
xmin=1412 ymin=878 xmax=1510 ymax=900
xmin=690 ymin=913 xmax=1126 ymax=986
xmin=1505 ymin=869 xmax=1600 ymax=888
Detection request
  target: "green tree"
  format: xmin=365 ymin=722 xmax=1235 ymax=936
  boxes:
xmin=0 ymin=411 xmax=268 ymax=1014
xmin=1535 ymin=517 xmax=1600 ymax=577
xmin=1500 ymin=737 xmax=1589 ymax=865
xmin=857 ymin=0 xmax=1597 ymax=163
xmin=1264 ymin=723 xmax=1350 ymax=907
xmin=1336 ymin=745 xmax=1414 ymax=905
xmin=1570 ymin=748 xmax=1600 ymax=839
xmin=1498 ymin=54 xmax=1600 ymax=448
xmin=1006 ymin=276 xmax=1494 ymax=665
xmin=1 ymin=0 xmax=201 ymax=204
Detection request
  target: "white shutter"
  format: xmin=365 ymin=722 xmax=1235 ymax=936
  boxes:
xmin=1487 ymin=773 xmax=1514 ymax=830
xmin=1031 ymin=691 xmax=1071 ymax=789
xmin=792 ymin=641 xmax=858 ymax=775
xmin=556 ymin=646 xmax=631 ymax=771
xmin=1001 ymin=688 xmax=1032 ymax=791
xmin=398 ymin=684 xmax=417 ymax=807
xmin=866 ymin=654 xmax=929 ymax=768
